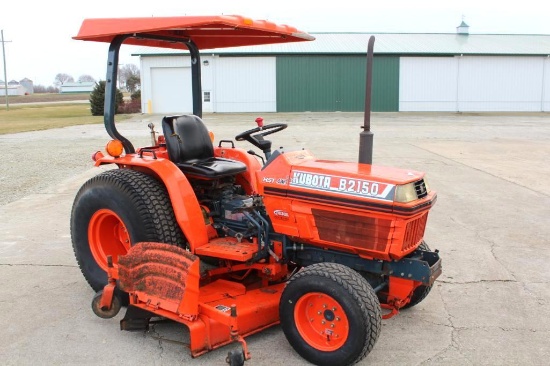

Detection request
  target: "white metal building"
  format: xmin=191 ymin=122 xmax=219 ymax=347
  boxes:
xmin=139 ymin=55 xmax=277 ymax=114
xmin=60 ymin=82 xmax=95 ymax=94
xmin=134 ymin=31 xmax=550 ymax=113
xmin=0 ymin=84 xmax=26 ymax=96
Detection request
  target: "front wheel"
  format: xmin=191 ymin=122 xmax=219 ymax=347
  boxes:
xmin=280 ymin=263 xmax=381 ymax=366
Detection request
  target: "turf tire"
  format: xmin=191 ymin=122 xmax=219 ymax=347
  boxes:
xmin=280 ymin=263 xmax=382 ymax=366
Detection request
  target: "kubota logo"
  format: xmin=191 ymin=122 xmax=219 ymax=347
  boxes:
xmin=274 ymin=210 xmax=289 ymax=220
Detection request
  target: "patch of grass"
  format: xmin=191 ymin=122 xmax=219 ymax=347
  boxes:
xmin=0 ymin=103 xmax=132 ymax=135
xmin=5 ymin=93 xmax=90 ymax=104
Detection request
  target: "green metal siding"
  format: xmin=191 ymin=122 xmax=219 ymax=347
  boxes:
xmin=276 ymin=56 xmax=399 ymax=112
xmin=372 ymin=57 xmax=400 ymax=112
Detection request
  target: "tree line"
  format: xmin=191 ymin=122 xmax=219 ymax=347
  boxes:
xmin=34 ymin=64 xmax=141 ymax=94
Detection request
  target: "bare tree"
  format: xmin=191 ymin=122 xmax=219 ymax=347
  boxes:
xmin=126 ymin=74 xmax=141 ymax=93
xmin=78 ymin=74 xmax=96 ymax=83
xmin=119 ymin=64 xmax=140 ymax=91
xmin=54 ymin=73 xmax=74 ymax=87
xmin=34 ymin=84 xmax=60 ymax=93
xmin=33 ymin=85 xmax=47 ymax=93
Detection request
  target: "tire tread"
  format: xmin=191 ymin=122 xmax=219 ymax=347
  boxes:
xmin=284 ymin=263 xmax=382 ymax=365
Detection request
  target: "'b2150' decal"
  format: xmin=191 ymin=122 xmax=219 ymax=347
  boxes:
xmin=290 ymin=170 xmax=395 ymax=201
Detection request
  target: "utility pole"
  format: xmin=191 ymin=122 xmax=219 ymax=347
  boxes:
xmin=1 ymin=30 xmax=11 ymax=111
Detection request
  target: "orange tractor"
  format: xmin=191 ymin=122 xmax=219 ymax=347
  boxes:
xmin=71 ymin=16 xmax=441 ymax=366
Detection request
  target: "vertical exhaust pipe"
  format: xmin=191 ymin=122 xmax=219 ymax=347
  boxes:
xmin=358 ymin=36 xmax=375 ymax=164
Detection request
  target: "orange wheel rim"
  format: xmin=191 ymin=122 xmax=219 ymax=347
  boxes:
xmin=88 ymin=209 xmax=131 ymax=271
xmin=294 ymin=292 xmax=349 ymax=351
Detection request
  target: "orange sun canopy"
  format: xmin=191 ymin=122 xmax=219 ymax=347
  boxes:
xmin=74 ymin=15 xmax=314 ymax=50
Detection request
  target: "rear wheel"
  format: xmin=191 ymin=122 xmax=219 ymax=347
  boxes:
xmin=71 ymin=169 xmax=185 ymax=294
xmin=280 ymin=263 xmax=381 ymax=366
xmin=402 ymin=241 xmax=433 ymax=309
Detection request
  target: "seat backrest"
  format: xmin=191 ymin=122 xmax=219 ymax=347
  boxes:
xmin=162 ymin=115 xmax=214 ymax=163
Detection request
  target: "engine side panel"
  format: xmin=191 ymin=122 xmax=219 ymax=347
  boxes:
xmin=258 ymin=150 xmax=435 ymax=261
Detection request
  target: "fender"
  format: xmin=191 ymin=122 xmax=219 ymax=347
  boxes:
xmin=94 ymin=154 xmax=208 ymax=251
xmin=214 ymin=146 xmax=262 ymax=194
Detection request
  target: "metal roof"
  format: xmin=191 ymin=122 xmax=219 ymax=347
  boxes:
xmin=133 ymin=33 xmax=550 ymax=56
xmin=62 ymin=82 xmax=96 ymax=87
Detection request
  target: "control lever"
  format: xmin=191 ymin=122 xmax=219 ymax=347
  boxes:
xmin=255 ymin=117 xmax=264 ymax=128
xmin=147 ymin=123 xmax=157 ymax=146
xmin=247 ymin=150 xmax=265 ymax=165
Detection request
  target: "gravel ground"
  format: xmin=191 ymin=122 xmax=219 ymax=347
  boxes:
xmin=0 ymin=124 xmax=108 ymax=206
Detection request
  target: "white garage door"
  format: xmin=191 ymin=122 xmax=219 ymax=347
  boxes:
xmin=151 ymin=67 xmax=192 ymax=114
xmin=400 ymin=56 xmax=548 ymax=112
xmin=399 ymin=57 xmax=458 ymax=112
xmin=457 ymin=56 xmax=544 ymax=112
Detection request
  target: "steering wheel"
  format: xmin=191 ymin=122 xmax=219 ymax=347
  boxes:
xmin=235 ymin=123 xmax=287 ymax=151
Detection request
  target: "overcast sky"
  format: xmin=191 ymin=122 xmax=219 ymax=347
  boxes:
xmin=1 ymin=0 xmax=548 ymax=86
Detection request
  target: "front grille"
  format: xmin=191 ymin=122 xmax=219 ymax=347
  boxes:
xmin=312 ymin=209 xmax=392 ymax=252
xmin=414 ymin=179 xmax=428 ymax=199
xmin=402 ymin=214 xmax=428 ymax=252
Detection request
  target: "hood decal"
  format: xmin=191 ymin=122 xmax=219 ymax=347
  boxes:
xmin=290 ymin=170 xmax=395 ymax=202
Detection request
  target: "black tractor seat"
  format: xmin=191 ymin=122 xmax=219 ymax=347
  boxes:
xmin=162 ymin=115 xmax=247 ymax=179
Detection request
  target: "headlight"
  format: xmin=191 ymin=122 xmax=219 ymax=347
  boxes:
xmin=394 ymin=182 xmax=417 ymax=203
xmin=394 ymin=178 xmax=431 ymax=203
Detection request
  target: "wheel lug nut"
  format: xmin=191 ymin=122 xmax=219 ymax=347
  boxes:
xmin=331 ymin=323 xmax=335 ymax=328
xmin=332 ymin=307 xmax=336 ymax=311
xmin=321 ymin=320 xmax=325 ymax=324
xmin=323 ymin=304 xmax=327 ymax=308
xmin=336 ymin=317 xmax=340 ymax=321
xmin=317 ymin=311 xmax=321 ymax=315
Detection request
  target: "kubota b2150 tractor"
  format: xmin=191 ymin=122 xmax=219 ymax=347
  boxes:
xmin=71 ymin=15 xmax=441 ymax=366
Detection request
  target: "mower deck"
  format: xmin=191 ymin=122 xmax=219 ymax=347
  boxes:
xmin=114 ymin=242 xmax=282 ymax=358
